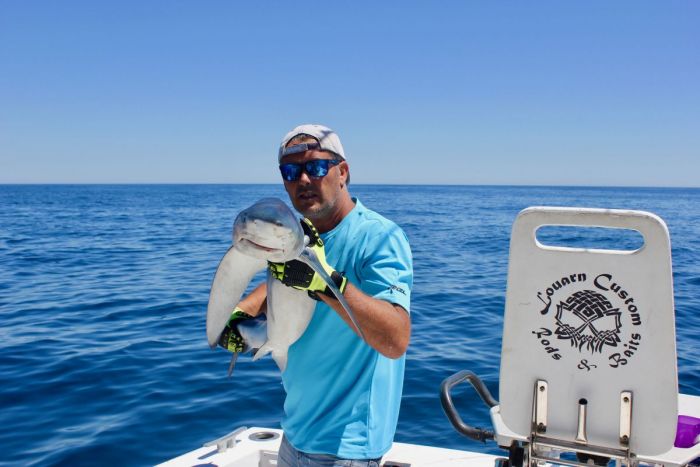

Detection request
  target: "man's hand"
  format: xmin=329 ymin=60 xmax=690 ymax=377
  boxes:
xmin=268 ymin=218 xmax=347 ymax=300
xmin=218 ymin=307 xmax=254 ymax=353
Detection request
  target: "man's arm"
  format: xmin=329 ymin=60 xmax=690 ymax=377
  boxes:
xmin=319 ymin=284 xmax=410 ymax=359
xmin=236 ymin=282 xmax=267 ymax=317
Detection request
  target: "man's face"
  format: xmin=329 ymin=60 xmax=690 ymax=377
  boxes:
xmin=280 ymin=145 xmax=347 ymax=221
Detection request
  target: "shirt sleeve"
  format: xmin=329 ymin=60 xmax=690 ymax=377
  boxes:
xmin=357 ymin=222 xmax=413 ymax=313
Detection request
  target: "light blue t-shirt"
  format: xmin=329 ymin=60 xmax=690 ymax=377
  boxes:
xmin=281 ymin=199 xmax=413 ymax=459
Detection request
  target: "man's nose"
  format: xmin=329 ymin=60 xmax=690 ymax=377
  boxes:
xmin=297 ymin=169 xmax=312 ymax=184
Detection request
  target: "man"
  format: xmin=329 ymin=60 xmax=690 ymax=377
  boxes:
xmin=219 ymin=124 xmax=413 ymax=466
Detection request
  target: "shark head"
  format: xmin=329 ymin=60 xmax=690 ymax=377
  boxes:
xmin=232 ymin=198 xmax=305 ymax=263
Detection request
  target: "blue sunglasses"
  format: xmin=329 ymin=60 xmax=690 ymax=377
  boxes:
xmin=279 ymin=159 xmax=341 ymax=182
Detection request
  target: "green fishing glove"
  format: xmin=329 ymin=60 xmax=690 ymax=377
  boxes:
xmin=217 ymin=307 xmax=254 ymax=353
xmin=268 ymin=218 xmax=347 ymax=300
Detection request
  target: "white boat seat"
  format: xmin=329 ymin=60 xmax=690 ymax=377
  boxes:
xmin=497 ymin=207 xmax=678 ymax=457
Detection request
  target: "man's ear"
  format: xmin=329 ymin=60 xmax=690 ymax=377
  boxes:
xmin=339 ymin=162 xmax=349 ymax=187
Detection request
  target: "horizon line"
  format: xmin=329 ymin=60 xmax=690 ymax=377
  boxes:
xmin=1 ymin=182 xmax=699 ymax=190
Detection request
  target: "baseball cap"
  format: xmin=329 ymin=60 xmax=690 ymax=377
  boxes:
xmin=278 ymin=124 xmax=346 ymax=162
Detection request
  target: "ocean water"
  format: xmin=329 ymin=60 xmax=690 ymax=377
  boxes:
xmin=1 ymin=184 xmax=698 ymax=466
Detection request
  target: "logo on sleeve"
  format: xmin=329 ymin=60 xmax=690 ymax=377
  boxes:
xmin=388 ymin=285 xmax=406 ymax=295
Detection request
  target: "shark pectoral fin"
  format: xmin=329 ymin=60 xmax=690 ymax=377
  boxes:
xmin=206 ymin=246 xmax=266 ymax=348
xmin=299 ymin=248 xmax=366 ymax=341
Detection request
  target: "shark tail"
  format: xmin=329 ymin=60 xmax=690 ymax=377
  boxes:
xmin=252 ymin=342 xmax=287 ymax=372
xmin=252 ymin=342 xmax=272 ymax=361
xmin=272 ymin=353 xmax=287 ymax=372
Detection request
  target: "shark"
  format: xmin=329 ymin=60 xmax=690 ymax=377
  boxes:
xmin=206 ymin=197 xmax=364 ymax=373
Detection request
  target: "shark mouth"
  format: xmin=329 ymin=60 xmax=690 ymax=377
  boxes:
xmin=238 ymin=237 xmax=281 ymax=253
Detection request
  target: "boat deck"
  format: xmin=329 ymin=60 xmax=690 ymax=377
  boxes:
xmin=158 ymin=426 xmax=500 ymax=467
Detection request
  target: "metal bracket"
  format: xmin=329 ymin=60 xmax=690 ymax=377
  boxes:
xmin=620 ymin=391 xmax=632 ymax=447
xmin=529 ymin=436 xmax=633 ymax=467
xmin=533 ymin=380 xmax=548 ymax=434
xmin=525 ymin=385 xmax=635 ymax=467
xmin=575 ymin=398 xmax=588 ymax=444
xmin=203 ymin=426 xmax=248 ymax=453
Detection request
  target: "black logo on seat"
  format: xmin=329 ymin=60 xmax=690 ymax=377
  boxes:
xmin=554 ymin=290 xmax=622 ymax=353
xmin=531 ymin=273 xmax=643 ymax=371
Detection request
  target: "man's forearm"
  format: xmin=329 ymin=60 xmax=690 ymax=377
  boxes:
xmin=320 ymin=283 xmax=410 ymax=359
xmin=236 ymin=283 xmax=267 ymax=317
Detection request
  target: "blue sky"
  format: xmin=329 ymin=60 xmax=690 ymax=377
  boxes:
xmin=1 ymin=1 xmax=698 ymax=186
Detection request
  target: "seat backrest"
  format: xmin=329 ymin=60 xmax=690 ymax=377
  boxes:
xmin=499 ymin=207 xmax=678 ymax=456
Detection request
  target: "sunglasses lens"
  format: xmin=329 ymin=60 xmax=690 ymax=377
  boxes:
xmin=279 ymin=163 xmax=302 ymax=181
xmin=305 ymin=160 xmax=330 ymax=177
